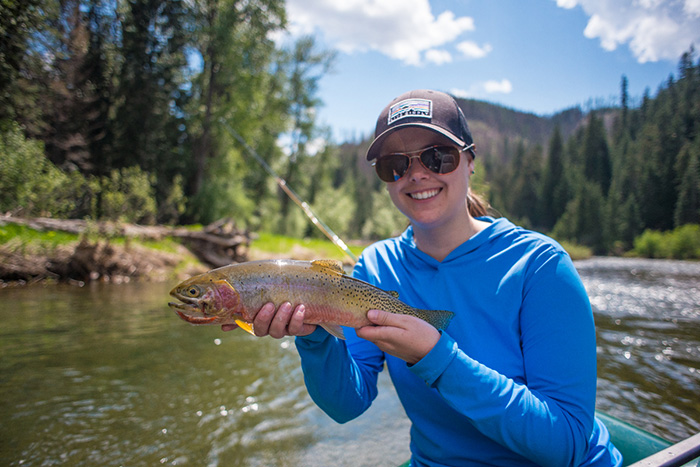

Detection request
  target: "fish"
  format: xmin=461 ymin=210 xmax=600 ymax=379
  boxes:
xmin=168 ymin=259 xmax=454 ymax=339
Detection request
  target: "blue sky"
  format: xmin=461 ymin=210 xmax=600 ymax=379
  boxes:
xmin=281 ymin=0 xmax=700 ymax=143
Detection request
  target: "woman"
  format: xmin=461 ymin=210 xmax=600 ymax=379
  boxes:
xmin=224 ymin=89 xmax=622 ymax=466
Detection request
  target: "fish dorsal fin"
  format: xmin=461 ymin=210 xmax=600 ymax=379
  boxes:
xmin=388 ymin=290 xmax=400 ymax=298
xmin=311 ymin=259 xmax=346 ymax=275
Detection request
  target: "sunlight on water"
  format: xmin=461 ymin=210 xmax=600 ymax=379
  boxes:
xmin=577 ymin=258 xmax=700 ymax=442
xmin=0 ymin=257 xmax=698 ymax=466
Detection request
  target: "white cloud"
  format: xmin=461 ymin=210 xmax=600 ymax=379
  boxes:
xmin=450 ymin=88 xmax=471 ymax=99
xmin=552 ymin=0 xmax=700 ymax=63
xmin=450 ymin=79 xmax=513 ymax=98
xmin=285 ymin=0 xmax=475 ymax=65
xmin=456 ymin=41 xmax=493 ymax=59
xmin=483 ymin=79 xmax=513 ymax=94
xmin=684 ymin=0 xmax=700 ymax=17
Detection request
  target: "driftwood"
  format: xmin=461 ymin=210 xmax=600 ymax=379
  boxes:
xmin=0 ymin=216 xmax=252 ymax=284
xmin=174 ymin=218 xmax=252 ymax=267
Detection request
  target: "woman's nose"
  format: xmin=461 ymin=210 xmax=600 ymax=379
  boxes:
xmin=406 ymin=155 xmax=430 ymax=181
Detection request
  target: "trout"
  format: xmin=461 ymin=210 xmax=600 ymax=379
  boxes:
xmin=168 ymin=259 xmax=453 ymax=339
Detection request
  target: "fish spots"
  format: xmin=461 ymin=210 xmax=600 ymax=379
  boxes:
xmin=171 ymin=259 xmax=453 ymax=330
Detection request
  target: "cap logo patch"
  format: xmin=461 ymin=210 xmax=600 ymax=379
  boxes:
xmin=388 ymin=98 xmax=432 ymax=125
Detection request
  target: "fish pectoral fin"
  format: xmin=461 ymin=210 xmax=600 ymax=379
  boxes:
xmin=311 ymin=259 xmax=346 ymax=275
xmin=234 ymin=319 xmax=256 ymax=336
xmin=320 ymin=324 xmax=346 ymax=340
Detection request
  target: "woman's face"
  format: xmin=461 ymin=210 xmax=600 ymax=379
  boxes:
xmin=378 ymin=128 xmax=475 ymax=231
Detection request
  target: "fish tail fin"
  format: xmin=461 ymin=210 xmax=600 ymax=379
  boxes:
xmin=418 ymin=309 xmax=454 ymax=330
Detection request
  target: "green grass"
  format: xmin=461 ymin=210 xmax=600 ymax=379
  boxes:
xmin=250 ymin=232 xmax=367 ymax=262
xmin=109 ymin=235 xmax=183 ymax=254
xmin=558 ymin=241 xmax=593 ymax=261
xmin=0 ymin=222 xmax=190 ymax=265
xmin=0 ymin=223 xmax=80 ymax=253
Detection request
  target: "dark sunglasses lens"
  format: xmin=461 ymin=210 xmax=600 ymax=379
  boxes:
xmin=375 ymin=154 xmax=410 ymax=182
xmin=421 ymin=146 xmax=460 ymax=174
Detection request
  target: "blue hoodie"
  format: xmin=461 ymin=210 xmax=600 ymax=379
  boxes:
xmin=296 ymin=217 xmax=622 ymax=466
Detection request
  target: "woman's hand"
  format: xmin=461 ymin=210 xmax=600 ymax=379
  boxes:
xmin=221 ymin=302 xmax=317 ymax=339
xmin=356 ymin=310 xmax=440 ymax=365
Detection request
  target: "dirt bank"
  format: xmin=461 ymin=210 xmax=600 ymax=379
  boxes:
xmin=0 ymin=216 xmax=256 ymax=286
xmin=0 ymin=238 xmax=209 ymax=286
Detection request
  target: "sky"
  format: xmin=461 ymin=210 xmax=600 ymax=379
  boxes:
xmin=280 ymin=0 xmax=700 ymax=143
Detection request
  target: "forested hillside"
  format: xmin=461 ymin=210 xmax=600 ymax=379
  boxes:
xmin=476 ymin=53 xmax=700 ymax=255
xmin=1 ymin=1 xmax=698 ymax=256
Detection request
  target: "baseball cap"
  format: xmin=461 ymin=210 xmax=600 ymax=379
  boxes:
xmin=366 ymin=89 xmax=475 ymax=161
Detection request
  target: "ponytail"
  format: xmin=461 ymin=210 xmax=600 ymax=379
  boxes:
xmin=467 ymin=188 xmax=490 ymax=218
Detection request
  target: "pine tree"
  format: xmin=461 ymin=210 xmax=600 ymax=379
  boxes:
xmin=674 ymin=140 xmax=700 ymax=225
xmin=539 ymin=126 xmax=566 ymax=230
xmin=582 ymin=112 xmax=612 ymax=195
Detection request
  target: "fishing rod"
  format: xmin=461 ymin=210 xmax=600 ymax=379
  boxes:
xmin=220 ymin=119 xmax=358 ymax=264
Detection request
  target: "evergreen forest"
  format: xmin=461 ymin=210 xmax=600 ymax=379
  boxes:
xmin=2 ymin=0 xmax=699 ymax=257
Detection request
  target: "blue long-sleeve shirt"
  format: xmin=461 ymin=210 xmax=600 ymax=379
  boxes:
xmin=295 ymin=218 xmax=622 ymax=466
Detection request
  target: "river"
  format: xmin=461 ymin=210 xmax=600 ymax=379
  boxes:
xmin=1 ymin=257 xmax=698 ymax=466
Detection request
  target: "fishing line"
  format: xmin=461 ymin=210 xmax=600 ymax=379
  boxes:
xmin=220 ymin=119 xmax=358 ymax=264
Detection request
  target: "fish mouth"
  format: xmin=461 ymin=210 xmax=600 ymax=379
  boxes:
xmin=168 ymin=300 xmax=204 ymax=316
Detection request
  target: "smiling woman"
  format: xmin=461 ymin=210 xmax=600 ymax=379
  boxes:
xmin=223 ymin=89 xmax=624 ymax=466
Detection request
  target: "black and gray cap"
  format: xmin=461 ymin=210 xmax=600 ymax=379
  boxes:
xmin=365 ymin=89 xmax=475 ymax=161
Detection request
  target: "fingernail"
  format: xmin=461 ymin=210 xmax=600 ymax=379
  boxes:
xmin=367 ymin=309 xmax=378 ymax=320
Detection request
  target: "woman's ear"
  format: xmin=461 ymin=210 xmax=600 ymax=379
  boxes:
xmin=466 ymin=154 xmax=476 ymax=175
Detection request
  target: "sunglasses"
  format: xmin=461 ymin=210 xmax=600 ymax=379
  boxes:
xmin=373 ymin=144 xmax=474 ymax=183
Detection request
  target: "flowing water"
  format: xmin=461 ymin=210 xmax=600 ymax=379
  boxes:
xmin=0 ymin=257 xmax=698 ymax=466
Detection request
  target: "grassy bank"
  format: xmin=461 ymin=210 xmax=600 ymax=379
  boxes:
xmin=249 ymin=232 xmax=367 ymax=263
xmin=0 ymin=222 xmax=203 ymax=284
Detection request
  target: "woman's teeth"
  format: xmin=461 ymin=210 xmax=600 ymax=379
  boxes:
xmin=410 ymin=189 xmax=440 ymax=200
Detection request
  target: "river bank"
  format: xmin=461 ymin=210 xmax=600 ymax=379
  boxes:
xmin=0 ymin=216 xmax=251 ymax=286
xmin=8 ymin=215 xmax=694 ymax=287
xmin=0 ymin=217 xmax=359 ymax=286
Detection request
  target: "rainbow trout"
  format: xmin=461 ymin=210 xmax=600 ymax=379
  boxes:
xmin=168 ymin=259 xmax=453 ymax=339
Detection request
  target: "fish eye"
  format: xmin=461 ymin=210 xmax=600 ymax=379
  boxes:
xmin=185 ymin=286 xmax=201 ymax=297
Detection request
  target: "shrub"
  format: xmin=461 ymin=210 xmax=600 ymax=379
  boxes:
xmin=633 ymin=230 xmax=669 ymax=258
xmin=633 ymin=225 xmax=700 ymax=259
xmin=0 ymin=122 xmax=85 ymax=217
xmin=668 ymin=224 xmax=700 ymax=259
xmin=97 ymin=167 xmax=157 ymax=224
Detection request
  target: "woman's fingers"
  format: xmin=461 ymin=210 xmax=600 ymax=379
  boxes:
xmin=357 ymin=309 xmax=440 ymax=364
xmin=268 ymin=302 xmax=294 ymax=339
xmin=252 ymin=302 xmax=277 ymax=337
xmin=288 ymin=304 xmax=307 ymax=335
xmin=221 ymin=302 xmax=316 ymax=339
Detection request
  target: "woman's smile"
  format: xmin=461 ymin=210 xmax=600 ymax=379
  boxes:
xmin=409 ymin=188 xmax=441 ymax=200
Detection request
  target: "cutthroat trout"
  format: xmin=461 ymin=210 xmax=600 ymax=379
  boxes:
xmin=168 ymin=259 xmax=453 ymax=339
